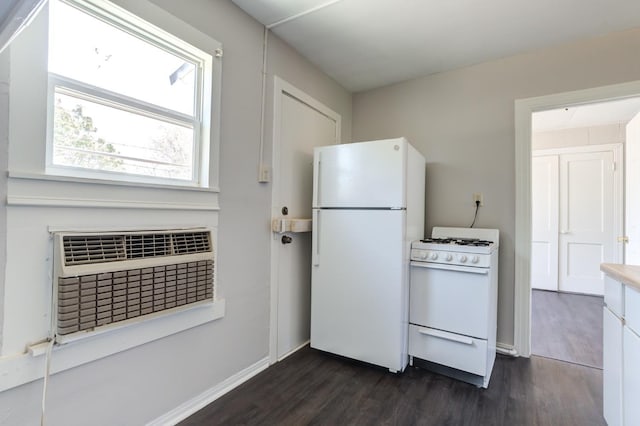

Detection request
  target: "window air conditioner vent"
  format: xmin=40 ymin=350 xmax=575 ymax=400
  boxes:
xmin=172 ymin=231 xmax=211 ymax=254
xmin=54 ymin=228 xmax=215 ymax=342
xmin=62 ymin=231 xmax=212 ymax=265
xmin=63 ymin=235 xmax=126 ymax=265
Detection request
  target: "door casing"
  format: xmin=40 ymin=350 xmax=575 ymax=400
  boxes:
xmin=515 ymin=80 xmax=640 ymax=357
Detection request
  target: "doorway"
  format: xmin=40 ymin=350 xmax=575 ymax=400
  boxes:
xmin=529 ymin=111 xmax=625 ymax=367
xmin=269 ymin=77 xmax=341 ymax=364
xmin=514 ymin=81 xmax=640 ymax=357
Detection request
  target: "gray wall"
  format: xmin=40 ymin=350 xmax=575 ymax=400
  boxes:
xmin=0 ymin=0 xmax=350 ymax=424
xmin=352 ymin=27 xmax=640 ymax=345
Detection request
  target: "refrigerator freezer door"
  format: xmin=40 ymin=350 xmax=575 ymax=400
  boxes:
xmin=313 ymin=138 xmax=407 ymax=208
xmin=310 ymin=209 xmax=408 ymax=372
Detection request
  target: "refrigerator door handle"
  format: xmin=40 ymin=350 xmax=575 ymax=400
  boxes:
xmin=312 ymin=209 xmax=319 ymax=266
xmin=313 ymin=152 xmax=321 ymax=207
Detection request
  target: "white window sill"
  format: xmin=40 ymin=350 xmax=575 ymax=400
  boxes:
xmin=7 ymin=171 xmax=220 ymax=211
xmin=0 ymin=299 xmax=225 ymax=392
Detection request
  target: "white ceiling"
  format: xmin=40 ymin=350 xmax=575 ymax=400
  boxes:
xmin=3 ymin=0 xmax=640 ymax=128
xmin=533 ymin=97 xmax=640 ymax=132
xmin=232 ymin=0 xmax=640 ymax=93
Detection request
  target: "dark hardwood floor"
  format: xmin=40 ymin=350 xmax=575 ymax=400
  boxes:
xmin=180 ymin=346 xmax=604 ymax=426
xmin=531 ymin=289 xmax=603 ymax=368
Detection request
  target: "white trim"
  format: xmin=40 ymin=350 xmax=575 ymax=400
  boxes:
xmin=533 ymin=143 xmax=623 ymax=156
xmin=0 ymin=299 xmax=225 ymax=392
xmin=277 ymin=340 xmax=310 ymax=362
xmin=7 ymin=195 xmax=220 ymax=210
xmin=496 ymin=342 xmax=519 ymax=357
xmin=8 ymin=171 xmax=220 ymax=192
xmin=269 ymin=76 xmax=341 ymax=364
xmin=514 ymin=80 xmax=640 ymax=357
xmin=7 ymin=172 xmax=220 ymax=210
xmin=147 ymin=355 xmax=269 ymax=426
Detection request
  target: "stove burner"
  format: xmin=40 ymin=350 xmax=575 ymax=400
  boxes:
xmin=420 ymin=237 xmax=493 ymax=247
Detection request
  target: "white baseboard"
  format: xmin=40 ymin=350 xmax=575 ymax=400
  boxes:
xmin=496 ymin=342 xmax=519 ymax=357
xmin=277 ymin=340 xmax=309 ymax=362
xmin=148 ymin=356 xmax=270 ymax=426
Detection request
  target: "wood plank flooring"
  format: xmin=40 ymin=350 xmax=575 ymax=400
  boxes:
xmin=180 ymin=346 xmax=604 ymax=426
xmin=531 ymin=289 xmax=603 ymax=368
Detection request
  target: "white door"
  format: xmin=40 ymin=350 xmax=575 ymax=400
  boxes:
xmin=531 ymin=155 xmax=559 ymax=291
xmin=270 ymin=78 xmax=340 ymax=362
xmin=626 ymin=112 xmax=640 ymax=264
xmin=559 ymin=150 xmax=615 ymax=295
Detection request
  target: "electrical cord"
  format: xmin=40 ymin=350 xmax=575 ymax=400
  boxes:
xmin=470 ymin=200 xmax=480 ymax=228
xmin=41 ymin=250 xmax=56 ymax=426
xmin=41 ymin=338 xmax=55 ymax=426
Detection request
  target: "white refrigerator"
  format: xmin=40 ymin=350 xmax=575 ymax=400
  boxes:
xmin=310 ymin=137 xmax=425 ymax=373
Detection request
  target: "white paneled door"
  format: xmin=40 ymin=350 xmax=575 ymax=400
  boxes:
xmin=270 ymin=78 xmax=340 ymax=362
xmin=531 ymin=155 xmax=559 ymax=291
xmin=559 ymin=150 xmax=615 ymax=295
xmin=532 ymin=145 xmax=622 ymax=296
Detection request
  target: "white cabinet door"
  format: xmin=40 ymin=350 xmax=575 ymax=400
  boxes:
xmin=559 ymin=151 xmax=615 ymax=295
xmin=603 ymin=307 xmax=623 ymax=426
xmin=531 ymin=155 xmax=559 ymax=291
xmin=624 ymin=326 xmax=640 ymax=426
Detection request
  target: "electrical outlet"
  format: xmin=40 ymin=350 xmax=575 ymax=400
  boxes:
xmin=473 ymin=193 xmax=484 ymax=206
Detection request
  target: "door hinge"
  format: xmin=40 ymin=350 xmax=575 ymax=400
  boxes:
xmin=612 ymin=161 xmax=616 ymax=171
xmin=618 ymin=236 xmax=629 ymax=243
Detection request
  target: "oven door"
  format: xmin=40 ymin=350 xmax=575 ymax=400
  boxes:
xmin=409 ymin=261 xmax=490 ymax=339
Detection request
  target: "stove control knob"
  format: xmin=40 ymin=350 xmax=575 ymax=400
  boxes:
xmin=458 ymin=254 xmax=467 ymax=263
xmin=471 ymin=255 xmax=480 ymax=264
xmin=445 ymin=253 xmax=453 ymax=261
xmin=430 ymin=252 xmax=438 ymax=260
xmin=419 ymin=251 xmax=429 ymax=260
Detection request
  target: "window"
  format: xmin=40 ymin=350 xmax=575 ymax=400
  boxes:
xmin=46 ymin=0 xmax=214 ymax=187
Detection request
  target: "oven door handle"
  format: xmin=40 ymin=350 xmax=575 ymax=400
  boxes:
xmin=417 ymin=328 xmax=474 ymax=345
xmin=410 ymin=261 xmax=489 ymax=275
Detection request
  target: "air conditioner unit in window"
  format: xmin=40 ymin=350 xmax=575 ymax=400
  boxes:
xmin=52 ymin=228 xmax=214 ymax=343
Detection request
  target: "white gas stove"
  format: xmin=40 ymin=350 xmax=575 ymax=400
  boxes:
xmin=411 ymin=227 xmax=498 ymax=268
xmin=409 ymin=226 xmax=500 ymax=388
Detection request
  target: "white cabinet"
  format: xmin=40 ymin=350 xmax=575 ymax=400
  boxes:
xmin=623 ymin=326 xmax=640 ymax=426
xmin=623 ymin=285 xmax=640 ymax=426
xmin=603 ymin=306 xmax=623 ymax=426
xmin=601 ymin=265 xmax=640 ymax=426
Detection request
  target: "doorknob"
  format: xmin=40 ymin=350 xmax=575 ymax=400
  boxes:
xmin=281 ymin=235 xmax=292 ymax=244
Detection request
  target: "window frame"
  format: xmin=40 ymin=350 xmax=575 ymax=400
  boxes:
xmin=44 ymin=0 xmax=214 ymax=188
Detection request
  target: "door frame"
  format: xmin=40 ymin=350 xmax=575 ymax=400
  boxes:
xmin=515 ymin=80 xmax=640 ymax=357
xmin=532 ymin=143 xmax=623 ymax=293
xmin=269 ymin=76 xmax=341 ymax=364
